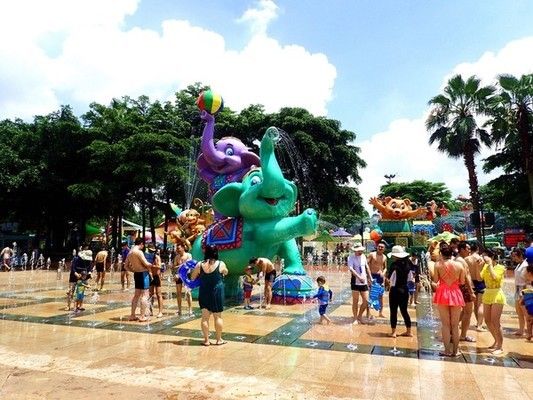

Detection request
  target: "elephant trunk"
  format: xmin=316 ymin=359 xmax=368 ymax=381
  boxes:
xmin=201 ymin=116 xmax=226 ymax=167
xmin=259 ymin=127 xmax=284 ymax=199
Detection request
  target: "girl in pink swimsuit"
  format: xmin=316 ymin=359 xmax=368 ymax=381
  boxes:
xmin=433 ymin=243 xmax=465 ymax=357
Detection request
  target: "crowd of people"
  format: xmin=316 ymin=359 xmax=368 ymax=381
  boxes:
xmin=5 ymin=233 xmax=533 ymax=351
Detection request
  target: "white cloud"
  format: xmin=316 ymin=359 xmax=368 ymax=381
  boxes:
xmin=0 ymin=0 xmax=335 ymax=120
xmin=358 ymin=37 xmax=533 ymax=212
xmin=237 ymin=0 xmax=279 ymax=36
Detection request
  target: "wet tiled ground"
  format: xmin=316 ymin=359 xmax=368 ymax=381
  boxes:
xmin=0 ymin=268 xmax=531 ymax=399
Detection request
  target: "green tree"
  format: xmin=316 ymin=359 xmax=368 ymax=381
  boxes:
xmin=81 ymin=95 xmax=192 ymax=247
xmin=426 ymin=75 xmax=496 ymax=242
xmin=0 ymin=107 xmax=94 ymax=251
xmin=485 ymin=73 xmax=533 ymax=209
xmin=378 ymin=180 xmax=459 ymax=210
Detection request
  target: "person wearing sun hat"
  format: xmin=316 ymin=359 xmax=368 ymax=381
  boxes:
xmin=348 ymin=243 xmax=372 ymax=324
xmin=386 ymin=245 xmax=414 ymax=338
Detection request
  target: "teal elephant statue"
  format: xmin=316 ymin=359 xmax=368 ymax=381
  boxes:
xmin=191 ymin=127 xmax=318 ymax=299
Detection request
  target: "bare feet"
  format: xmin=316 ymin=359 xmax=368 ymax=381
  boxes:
xmin=202 ymin=342 xmax=210 ymax=347
xmin=378 ymin=314 xmax=386 ymax=318
xmin=491 ymin=349 xmax=503 ymax=356
xmin=399 ymin=331 xmax=413 ymax=337
xmin=389 ymin=332 xmax=397 ymax=338
xmin=459 ymin=336 xmax=476 ymax=342
xmin=513 ymin=331 xmax=524 ymax=336
xmin=128 ymin=316 xmax=138 ymax=321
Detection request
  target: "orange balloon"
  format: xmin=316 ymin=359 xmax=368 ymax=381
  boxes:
xmin=370 ymin=230 xmax=382 ymax=241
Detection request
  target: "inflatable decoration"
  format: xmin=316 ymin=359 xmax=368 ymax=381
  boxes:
xmin=441 ymin=222 xmax=453 ymax=233
xmin=166 ymin=201 xmax=213 ymax=249
xmin=526 ymin=246 xmax=533 ymax=263
xmin=196 ymin=90 xmax=224 ymax=115
xmin=369 ymin=279 xmax=385 ymax=310
xmin=192 ymin=127 xmax=318 ymax=299
xmin=197 ymin=107 xmax=260 ymax=220
xmin=177 ymin=259 xmax=200 ymax=289
xmin=370 ymin=229 xmax=382 ymax=242
xmin=369 ymin=197 xmax=426 ymax=221
xmin=424 ymin=200 xmax=438 ymax=220
xmin=369 ymin=196 xmax=426 ymax=248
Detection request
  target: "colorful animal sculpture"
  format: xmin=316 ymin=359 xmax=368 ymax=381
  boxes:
xmin=424 ymin=200 xmax=438 ymax=220
xmin=191 ymin=127 xmax=317 ymax=296
xmin=369 ymin=196 xmax=426 ymax=220
xmin=197 ymin=111 xmax=260 ymax=218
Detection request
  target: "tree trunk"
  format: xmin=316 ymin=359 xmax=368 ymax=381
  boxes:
xmin=148 ymin=188 xmax=156 ymax=245
xmin=163 ymin=192 xmax=169 ymax=251
xmin=119 ymin=213 xmax=123 ymax=245
xmin=527 ymin=171 xmax=533 ymax=210
xmin=517 ymin=105 xmax=533 ymax=209
xmin=463 ymin=149 xmax=482 ymax=244
xmin=111 ymin=215 xmax=117 ymax=250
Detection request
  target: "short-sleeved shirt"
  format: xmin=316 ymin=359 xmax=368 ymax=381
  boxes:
xmin=348 ymin=254 xmax=368 ymax=285
xmin=515 ymin=260 xmax=528 ymax=286
xmin=480 ymin=263 xmax=505 ymax=289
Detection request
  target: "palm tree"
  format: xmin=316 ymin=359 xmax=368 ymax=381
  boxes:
xmin=426 ymin=75 xmax=496 ymax=243
xmin=486 ymin=73 xmax=533 ymax=209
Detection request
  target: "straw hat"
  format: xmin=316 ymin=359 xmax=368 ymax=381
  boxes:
xmin=79 ymin=250 xmax=93 ymax=261
xmin=351 ymin=243 xmax=365 ymax=252
xmin=387 ymin=245 xmax=409 ymax=258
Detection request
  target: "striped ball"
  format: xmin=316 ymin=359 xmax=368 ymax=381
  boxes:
xmin=196 ymin=90 xmax=224 ymax=114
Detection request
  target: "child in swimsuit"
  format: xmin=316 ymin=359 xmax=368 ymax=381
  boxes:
xmin=313 ymin=276 xmax=333 ymax=324
xmin=242 ymin=266 xmax=259 ymax=310
xmin=74 ymin=272 xmax=91 ymax=312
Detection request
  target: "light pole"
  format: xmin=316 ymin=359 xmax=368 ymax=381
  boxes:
xmin=384 ymin=174 xmax=396 ymax=184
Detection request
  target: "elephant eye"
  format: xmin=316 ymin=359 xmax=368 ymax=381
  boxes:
xmin=225 ymin=147 xmax=234 ymax=156
xmin=250 ymin=175 xmax=262 ymax=186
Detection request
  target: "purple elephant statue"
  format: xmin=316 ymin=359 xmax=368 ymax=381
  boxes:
xmin=197 ymin=110 xmax=260 ymax=219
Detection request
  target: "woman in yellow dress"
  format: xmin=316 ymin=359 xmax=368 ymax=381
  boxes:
xmin=480 ymin=248 xmax=506 ymax=355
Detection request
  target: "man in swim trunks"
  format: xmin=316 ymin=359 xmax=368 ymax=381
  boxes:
xmin=249 ymin=257 xmax=276 ymax=309
xmin=367 ymin=241 xmax=387 ymax=318
xmin=124 ymin=238 xmax=153 ymax=322
xmin=173 ymin=243 xmax=193 ymax=316
xmin=465 ymin=242 xmax=486 ymax=331
xmin=94 ymin=249 xmax=108 ymax=291
xmin=456 ymin=241 xmax=476 ymax=342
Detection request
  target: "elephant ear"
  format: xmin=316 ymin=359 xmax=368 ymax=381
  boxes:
xmin=212 ymin=182 xmax=243 ymax=217
xmin=241 ymin=151 xmax=260 ymax=169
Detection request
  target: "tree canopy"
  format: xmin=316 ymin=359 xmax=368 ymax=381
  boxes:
xmin=378 ymin=180 xmax=459 ymax=210
xmin=0 ymin=84 xmax=366 ymax=252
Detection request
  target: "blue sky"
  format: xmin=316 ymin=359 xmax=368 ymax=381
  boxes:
xmin=126 ymin=0 xmax=533 ymax=140
xmin=0 ymin=0 xmax=532 ymax=206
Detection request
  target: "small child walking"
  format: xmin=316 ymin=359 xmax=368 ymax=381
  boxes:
xmin=313 ymin=276 xmax=333 ymax=324
xmin=74 ymin=272 xmax=91 ymax=312
xmin=243 ymin=265 xmax=259 ymax=310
